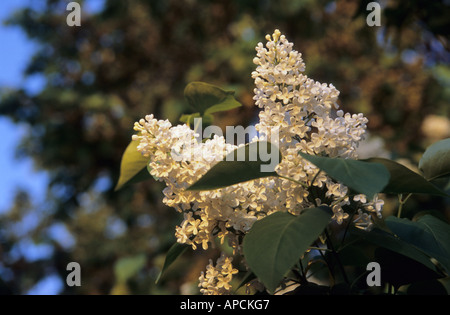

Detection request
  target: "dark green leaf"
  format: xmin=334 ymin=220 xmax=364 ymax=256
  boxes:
xmin=375 ymin=247 xmax=442 ymax=289
xmin=235 ymin=271 xmax=256 ymax=291
xmin=289 ymin=282 xmax=330 ymax=295
xmin=155 ymin=242 xmax=189 ymax=284
xmin=419 ymin=138 xmax=450 ymax=180
xmin=350 ymin=227 xmax=439 ymax=273
xmin=243 ymin=207 xmax=332 ymax=293
xmin=407 ymin=279 xmax=448 ymax=295
xmin=184 ymin=82 xmax=242 ymax=115
xmin=365 ymin=157 xmax=448 ymax=196
xmin=115 ymin=139 xmax=151 ymax=191
xmin=187 ymin=141 xmax=281 ymax=191
xmin=386 ymin=215 xmax=450 ymax=274
xmin=299 ymin=153 xmax=390 ymax=198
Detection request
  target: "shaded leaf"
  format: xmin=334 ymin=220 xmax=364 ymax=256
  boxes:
xmin=386 ymin=215 xmax=450 ymax=274
xmin=235 ymin=271 xmax=256 ymax=291
xmin=184 ymin=82 xmax=242 ymax=115
xmin=375 ymin=247 xmax=442 ymax=289
xmin=365 ymin=157 xmax=448 ymax=196
xmin=289 ymin=282 xmax=330 ymax=295
xmin=299 ymin=153 xmax=390 ymax=198
xmin=350 ymin=227 xmax=439 ymax=273
xmin=407 ymin=279 xmax=448 ymax=295
xmin=419 ymin=138 xmax=450 ymax=180
xmin=242 ymin=207 xmax=332 ymax=293
xmin=155 ymin=242 xmax=189 ymax=284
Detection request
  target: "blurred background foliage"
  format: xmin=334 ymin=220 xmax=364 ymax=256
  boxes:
xmin=0 ymin=0 xmax=449 ymax=294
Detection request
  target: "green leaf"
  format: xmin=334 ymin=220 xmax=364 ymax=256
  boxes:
xmin=179 ymin=112 xmax=213 ymax=136
xmin=407 ymin=279 xmax=448 ymax=295
xmin=187 ymin=141 xmax=281 ymax=191
xmin=419 ymin=138 xmax=450 ymax=180
xmin=235 ymin=271 xmax=256 ymax=292
xmin=114 ymin=254 xmax=147 ymax=283
xmin=386 ymin=215 xmax=450 ymax=274
xmin=155 ymin=242 xmax=189 ymax=284
xmin=375 ymin=247 xmax=442 ymax=289
xmin=184 ymin=82 xmax=242 ymax=115
xmin=365 ymin=158 xmax=448 ymax=196
xmin=299 ymin=153 xmax=390 ymax=198
xmin=115 ymin=139 xmax=151 ymax=191
xmin=350 ymin=227 xmax=439 ymax=273
xmin=179 ymin=112 xmax=201 ymax=126
xmin=242 ymin=207 xmax=332 ymax=293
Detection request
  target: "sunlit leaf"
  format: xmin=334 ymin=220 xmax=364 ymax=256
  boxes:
xmin=115 ymin=139 xmax=151 ymax=191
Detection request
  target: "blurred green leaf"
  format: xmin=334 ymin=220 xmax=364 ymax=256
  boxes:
xmin=179 ymin=112 xmax=201 ymax=125
xmin=419 ymin=138 xmax=450 ymax=180
xmin=184 ymin=81 xmax=242 ymax=115
xmin=114 ymin=254 xmax=147 ymax=284
xmin=179 ymin=112 xmax=213 ymax=135
xmin=187 ymin=141 xmax=281 ymax=191
xmin=242 ymin=207 xmax=332 ymax=293
xmin=299 ymin=153 xmax=390 ymax=198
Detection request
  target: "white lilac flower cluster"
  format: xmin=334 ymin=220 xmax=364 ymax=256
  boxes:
xmin=132 ymin=30 xmax=384 ymax=294
xmin=198 ymin=253 xmax=239 ymax=295
xmin=252 ymin=29 xmax=383 ymax=226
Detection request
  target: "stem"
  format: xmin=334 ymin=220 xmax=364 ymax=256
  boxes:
xmin=298 ymin=259 xmax=307 ymax=283
xmin=308 ymin=246 xmax=332 ymax=252
xmin=314 ymin=241 xmax=334 ymax=279
xmin=310 ymin=169 xmax=322 ymax=187
xmin=278 ymin=175 xmax=309 ymax=189
xmin=330 ymin=195 xmax=348 ymax=207
xmin=397 ymin=193 xmax=412 ymax=218
xmin=324 ymin=229 xmax=350 ymax=284
xmin=340 ymin=205 xmax=358 ymax=249
xmin=388 ymin=283 xmax=393 ymax=295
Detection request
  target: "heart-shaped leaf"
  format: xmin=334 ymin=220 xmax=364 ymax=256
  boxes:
xmin=243 ymin=207 xmax=332 ymax=293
